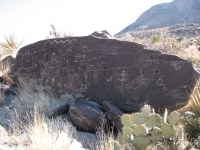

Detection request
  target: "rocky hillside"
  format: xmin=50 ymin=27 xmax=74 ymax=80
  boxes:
xmin=116 ymin=23 xmax=200 ymax=40
xmin=116 ymin=0 xmax=200 ymax=35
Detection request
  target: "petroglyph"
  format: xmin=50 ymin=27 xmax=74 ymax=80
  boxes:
xmin=117 ymin=69 xmax=167 ymax=95
xmin=169 ymin=61 xmax=184 ymax=70
xmin=75 ymin=53 xmax=84 ymax=63
xmin=79 ymin=81 xmax=90 ymax=92
xmin=44 ymin=39 xmax=77 ymax=45
xmin=107 ymin=76 xmax=113 ymax=82
xmin=19 ymin=50 xmax=37 ymax=71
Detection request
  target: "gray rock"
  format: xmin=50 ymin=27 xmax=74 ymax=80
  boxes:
xmin=91 ymin=30 xmax=116 ymax=39
xmin=46 ymin=101 xmax=70 ymax=118
xmin=4 ymin=87 xmax=18 ymax=96
xmin=4 ymin=96 xmax=13 ymax=109
xmin=60 ymin=94 xmax=76 ymax=106
xmin=0 ymin=106 xmax=13 ymax=129
xmin=69 ymin=100 xmax=106 ymax=132
xmin=103 ymin=101 xmax=124 ymax=131
xmin=75 ymin=132 xmax=98 ymax=149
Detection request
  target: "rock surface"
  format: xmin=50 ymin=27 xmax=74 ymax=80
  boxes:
xmin=46 ymin=101 xmax=70 ymax=118
xmin=116 ymin=0 xmax=200 ymax=35
xmin=8 ymin=36 xmax=200 ymax=111
xmin=69 ymin=100 xmax=105 ymax=131
xmin=0 ymin=106 xmax=13 ymax=129
xmin=91 ymin=30 xmax=116 ymax=39
xmin=103 ymin=101 xmax=124 ymax=131
xmin=76 ymin=132 xmax=98 ymax=149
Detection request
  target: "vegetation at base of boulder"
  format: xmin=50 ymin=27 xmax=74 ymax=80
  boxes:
xmin=118 ymin=105 xmax=188 ymax=149
xmin=190 ymin=81 xmax=200 ymax=116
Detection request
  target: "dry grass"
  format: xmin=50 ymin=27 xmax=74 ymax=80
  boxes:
xmin=189 ymin=81 xmax=200 ymax=116
xmin=0 ymin=75 xmax=114 ymax=150
xmin=5 ymin=79 xmax=75 ymax=150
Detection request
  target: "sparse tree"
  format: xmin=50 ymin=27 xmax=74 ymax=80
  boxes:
xmin=47 ymin=24 xmax=73 ymax=39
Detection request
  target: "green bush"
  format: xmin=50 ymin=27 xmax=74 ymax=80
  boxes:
xmin=151 ymin=34 xmax=160 ymax=43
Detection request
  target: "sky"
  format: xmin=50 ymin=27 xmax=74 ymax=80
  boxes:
xmin=0 ymin=0 xmax=173 ymax=45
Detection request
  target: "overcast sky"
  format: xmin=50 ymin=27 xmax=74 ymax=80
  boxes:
xmin=0 ymin=0 xmax=173 ymax=45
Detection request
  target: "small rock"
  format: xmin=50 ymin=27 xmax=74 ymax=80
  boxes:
xmin=4 ymin=87 xmax=18 ymax=96
xmin=69 ymin=100 xmax=106 ymax=132
xmin=0 ymin=106 xmax=13 ymax=129
xmin=103 ymin=101 xmax=124 ymax=131
xmin=90 ymin=30 xmax=115 ymax=39
xmin=4 ymin=96 xmax=13 ymax=109
xmin=60 ymin=94 xmax=76 ymax=106
xmin=75 ymin=132 xmax=98 ymax=149
xmin=46 ymin=102 xmax=70 ymax=118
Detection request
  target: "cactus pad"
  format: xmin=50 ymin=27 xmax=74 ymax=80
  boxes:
xmin=132 ymin=136 xmax=150 ymax=149
xmin=148 ymin=127 xmax=163 ymax=142
xmin=167 ymin=111 xmax=179 ymax=126
xmin=132 ymin=124 xmax=148 ymax=136
xmin=118 ymin=134 xmax=131 ymax=144
xmin=141 ymin=104 xmax=151 ymax=118
xmin=123 ymin=143 xmax=135 ymax=150
xmin=131 ymin=112 xmax=145 ymax=124
xmin=122 ymin=126 xmax=134 ymax=136
xmin=161 ymin=123 xmax=173 ymax=139
xmin=145 ymin=114 xmax=162 ymax=127
xmin=121 ymin=114 xmax=134 ymax=127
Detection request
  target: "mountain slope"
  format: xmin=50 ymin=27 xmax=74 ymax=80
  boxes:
xmin=116 ymin=0 xmax=200 ymax=35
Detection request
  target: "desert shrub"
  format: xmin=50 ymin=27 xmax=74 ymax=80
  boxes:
xmin=151 ymin=34 xmax=160 ymax=43
xmin=196 ymin=37 xmax=200 ymax=42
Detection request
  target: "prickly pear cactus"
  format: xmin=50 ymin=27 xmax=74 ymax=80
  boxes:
xmin=148 ymin=127 xmax=163 ymax=143
xmin=132 ymin=136 xmax=150 ymax=150
xmin=122 ymin=126 xmax=133 ymax=136
xmin=131 ymin=112 xmax=145 ymax=124
xmin=141 ymin=104 xmax=151 ymax=118
xmin=145 ymin=114 xmax=162 ymax=127
xmin=132 ymin=124 xmax=148 ymax=136
xmin=120 ymin=105 xmax=181 ymax=150
xmin=118 ymin=134 xmax=131 ymax=145
xmin=161 ymin=123 xmax=174 ymax=139
xmin=121 ymin=114 xmax=134 ymax=127
xmin=168 ymin=111 xmax=179 ymax=126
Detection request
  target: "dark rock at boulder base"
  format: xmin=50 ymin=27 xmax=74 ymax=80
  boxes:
xmin=9 ymin=34 xmax=200 ymax=112
xmin=46 ymin=101 xmax=70 ymax=118
xmin=103 ymin=101 xmax=124 ymax=131
xmin=75 ymin=132 xmax=98 ymax=149
xmin=3 ymin=96 xmax=13 ymax=109
xmin=0 ymin=106 xmax=13 ymax=129
xmin=4 ymin=87 xmax=18 ymax=96
xmin=69 ymin=100 xmax=106 ymax=132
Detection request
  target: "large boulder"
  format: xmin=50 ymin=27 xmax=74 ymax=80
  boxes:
xmin=9 ymin=35 xmax=200 ymax=111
